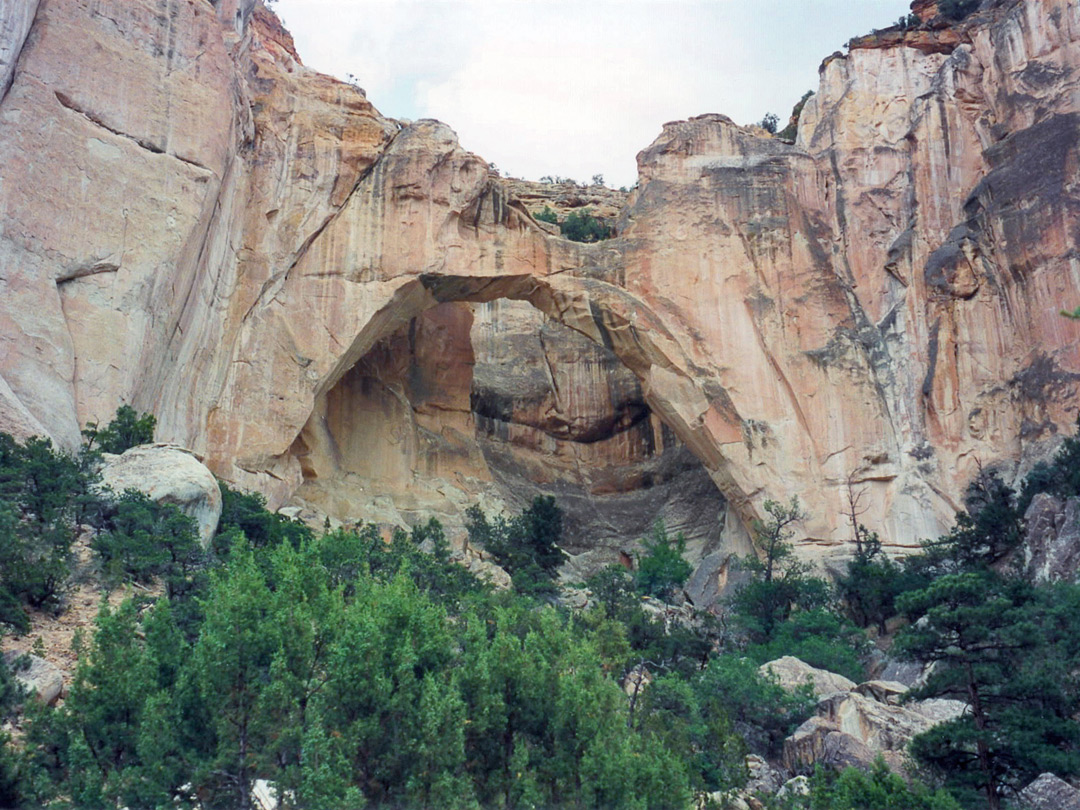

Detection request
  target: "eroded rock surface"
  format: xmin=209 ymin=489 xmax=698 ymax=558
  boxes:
xmin=99 ymin=444 xmax=223 ymax=545
xmin=816 ymin=690 xmax=965 ymax=757
xmin=1019 ymin=772 xmax=1080 ymax=810
xmin=770 ymin=657 xmax=966 ymax=774
xmin=1022 ymin=493 xmax=1080 ymax=582
xmin=1 ymin=0 xmax=1079 ymax=581
xmin=2 ymin=651 xmax=65 ymax=706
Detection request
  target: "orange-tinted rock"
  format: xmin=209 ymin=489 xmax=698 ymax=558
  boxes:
xmin=848 ymin=26 xmax=964 ymax=56
xmin=1 ymin=0 xmax=1080 ymax=579
xmin=911 ymin=0 xmax=939 ymax=23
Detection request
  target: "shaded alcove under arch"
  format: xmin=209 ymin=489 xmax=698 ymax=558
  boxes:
xmin=287 ymin=273 xmax=755 ymax=593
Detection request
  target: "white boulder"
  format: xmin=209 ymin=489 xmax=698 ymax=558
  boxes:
xmin=3 ymin=651 xmax=65 ymax=705
xmin=99 ymin=443 xmax=222 ymax=546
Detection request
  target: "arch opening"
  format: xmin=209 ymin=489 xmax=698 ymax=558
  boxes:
xmin=287 ymin=273 xmax=755 ymax=586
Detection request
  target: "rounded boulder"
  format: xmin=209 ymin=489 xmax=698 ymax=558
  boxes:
xmin=99 ymin=443 xmax=222 ymax=546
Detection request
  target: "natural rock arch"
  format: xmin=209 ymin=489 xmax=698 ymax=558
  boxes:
xmin=287 ymin=270 xmax=757 ymax=534
xmin=5 ymin=0 xmax=1080 ymax=575
xmin=191 ymin=118 xmax=919 ymax=558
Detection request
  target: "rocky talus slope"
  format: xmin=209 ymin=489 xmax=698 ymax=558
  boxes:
xmin=1 ymin=0 xmax=1079 ymax=581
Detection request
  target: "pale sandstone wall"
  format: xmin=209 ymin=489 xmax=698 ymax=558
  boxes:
xmin=1 ymin=0 xmax=1078 ymax=572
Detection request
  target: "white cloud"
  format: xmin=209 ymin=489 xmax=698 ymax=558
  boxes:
xmin=273 ymin=0 xmax=912 ymax=188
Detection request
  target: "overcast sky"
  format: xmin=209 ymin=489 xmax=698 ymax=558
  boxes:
xmin=272 ymin=0 xmax=912 ymax=188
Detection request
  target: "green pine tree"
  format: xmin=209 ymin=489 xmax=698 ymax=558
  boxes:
xmin=635 ymin=521 xmax=693 ymax=601
xmin=191 ymin=547 xmax=279 ymax=809
xmin=897 ymin=571 xmax=1080 ymax=809
xmin=81 ymin=405 xmax=155 ymax=455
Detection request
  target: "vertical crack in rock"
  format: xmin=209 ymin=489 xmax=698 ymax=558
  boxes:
xmin=284 ymin=125 xmax=403 ymax=278
xmin=922 ymin=319 xmax=941 ymax=399
xmin=240 ymin=125 xmax=402 ymax=329
xmin=0 ymin=0 xmax=41 ymax=106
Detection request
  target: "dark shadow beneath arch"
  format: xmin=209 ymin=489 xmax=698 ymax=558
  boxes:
xmin=288 ymin=272 xmax=755 ymax=586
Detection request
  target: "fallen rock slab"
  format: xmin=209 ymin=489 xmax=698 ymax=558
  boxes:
xmin=779 ymin=661 xmax=967 ymax=775
xmin=463 ymin=556 xmax=512 ymax=590
xmin=760 ymin=656 xmax=856 ymax=698
xmin=818 ymin=690 xmax=965 ymax=755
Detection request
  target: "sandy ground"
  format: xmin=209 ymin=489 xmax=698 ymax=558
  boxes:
xmin=2 ymin=537 xmax=156 ymax=697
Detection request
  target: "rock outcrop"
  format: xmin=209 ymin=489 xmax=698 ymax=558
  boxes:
xmin=1019 ymin=773 xmax=1080 ymax=810
xmin=766 ymin=657 xmax=965 ymax=774
xmin=500 ymin=177 xmax=629 ymax=234
xmin=1022 ymin=493 xmax=1080 ymax=582
xmin=3 ymin=651 xmax=65 ymax=706
xmin=1 ymin=0 xmax=1080 ymax=582
xmin=760 ymin=656 xmax=857 ymax=699
xmin=744 ymin=754 xmax=784 ymax=795
xmin=99 ymin=444 xmax=223 ymax=546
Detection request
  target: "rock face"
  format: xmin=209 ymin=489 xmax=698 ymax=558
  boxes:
xmin=99 ymin=444 xmax=223 ymax=546
xmin=1022 ymin=493 xmax=1080 ymax=581
xmin=2 ymin=0 xmax=1080 ymax=580
xmin=769 ymin=658 xmax=966 ymax=774
xmin=3 ymin=651 xmax=65 ymax=706
xmin=1019 ymin=773 xmax=1080 ymax=810
xmin=877 ymin=658 xmax=926 ymax=688
xmin=0 ymin=0 xmax=38 ymax=101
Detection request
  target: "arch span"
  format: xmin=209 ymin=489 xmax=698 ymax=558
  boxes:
xmin=293 ymin=270 xmax=756 ymax=533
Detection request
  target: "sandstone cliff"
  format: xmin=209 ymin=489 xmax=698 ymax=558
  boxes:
xmin=1 ymin=0 xmax=1078 ymax=580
